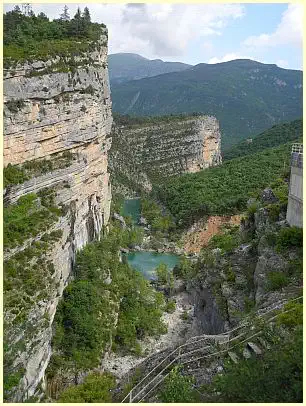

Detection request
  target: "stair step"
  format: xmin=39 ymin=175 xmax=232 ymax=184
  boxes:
xmin=227 ymin=351 xmax=239 ymax=364
xmin=242 ymin=347 xmax=252 ymax=359
xmin=247 ymin=342 xmax=262 ymax=355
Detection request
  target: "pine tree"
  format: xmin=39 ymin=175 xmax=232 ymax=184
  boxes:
xmin=37 ymin=12 xmax=48 ymax=21
xmin=60 ymin=5 xmax=70 ymax=21
xmin=82 ymin=7 xmax=91 ymax=23
xmin=13 ymin=5 xmax=21 ymax=14
xmin=21 ymin=3 xmax=32 ymax=17
xmin=74 ymin=7 xmax=81 ymax=20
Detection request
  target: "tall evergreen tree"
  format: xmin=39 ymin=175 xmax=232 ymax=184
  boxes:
xmin=37 ymin=12 xmax=48 ymax=21
xmin=60 ymin=5 xmax=70 ymax=21
xmin=21 ymin=3 xmax=32 ymax=17
xmin=13 ymin=5 xmax=21 ymax=14
xmin=74 ymin=7 xmax=82 ymax=20
xmin=82 ymin=7 xmax=91 ymax=23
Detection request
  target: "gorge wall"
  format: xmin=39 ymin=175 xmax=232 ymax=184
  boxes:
xmin=3 ymin=31 xmax=112 ymax=401
xmin=109 ymin=115 xmax=221 ymax=194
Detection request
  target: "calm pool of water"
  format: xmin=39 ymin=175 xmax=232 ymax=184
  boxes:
xmin=124 ymin=251 xmax=179 ymax=280
xmin=122 ymin=198 xmax=141 ymax=223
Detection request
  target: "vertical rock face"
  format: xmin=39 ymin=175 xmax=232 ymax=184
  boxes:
xmin=3 ymin=33 xmax=112 ymax=401
xmin=110 ymin=115 xmax=222 ymax=189
xmin=187 ymin=116 xmax=222 ymax=173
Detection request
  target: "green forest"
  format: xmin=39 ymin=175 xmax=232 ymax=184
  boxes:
xmin=4 ymin=6 xmax=106 ymax=63
xmin=224 ymin=119 xmax=302 ymax=161
xmin=156 ymin=142 xmax=293 ymax=227
xmin=48 ymin=223 xmax=167 ymax=375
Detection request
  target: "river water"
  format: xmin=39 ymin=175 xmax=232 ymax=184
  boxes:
xmin=122 ymin=198 xmax=180 ymax=279
xmin=125 ymin=251 xmax=179 ymax=280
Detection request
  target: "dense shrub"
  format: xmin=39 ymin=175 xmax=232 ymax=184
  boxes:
xmin=165 ymin=299 xmax=176 ymax=313
xmin=4 ymin=153 xmax=76 ymax=187
xmin=6 ymin=99 xmax=25 ymax=112
xmin=212 ymin=325 xmax=302 ymax=402
xmin=58 ymin=372 xmax=116 ymax=402
xmin=267 ymin=271 xmax=289 ymax=291
xmin=141 ymin=197 xmax=175 ymax=235
xmin=4 ymin=164 xmax=29 ymax=188
xmin=157 ymin=366 xmax=196 ymax=403
xmin=53 ymin=281 xmax=116 ymax=369
xmin=173 ymin=257 xmax=194 ymax=281
xmin=3 ymin=191 xmax=61 ymax=249
xmin=276 ymin=226 xmax=303 ymax=251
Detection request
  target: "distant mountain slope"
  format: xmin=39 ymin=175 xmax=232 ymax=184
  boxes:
xmin=108 ymin=53 xmax=191 ymax=84
xmin=111 ymin=59 xmax=302 ymax=148
xmin=223 ymin=119 xmax=303 ymax=161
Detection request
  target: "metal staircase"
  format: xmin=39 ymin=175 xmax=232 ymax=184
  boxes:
xmin=120 ymin=295 xmax=302 ymax=403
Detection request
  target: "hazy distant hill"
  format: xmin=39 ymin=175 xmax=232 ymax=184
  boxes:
xmin=108 ymin=53 xmax=191 ymax=84
xmin=111 ymin=59 xmax=302 ymax=148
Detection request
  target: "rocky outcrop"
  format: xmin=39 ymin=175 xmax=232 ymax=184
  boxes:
xmin=3 ymin=31 xmax=113 ymax=402
xmin=110 ymin=115 xmax=221 ymax=190
xmin=187 ymin=203 xmax=301 ymax=336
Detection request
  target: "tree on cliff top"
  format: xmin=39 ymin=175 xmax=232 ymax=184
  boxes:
xmin=3 ymin=6 xmax=106 ymax=50
xmin=60 ymin=5 xmax=70 ymax=21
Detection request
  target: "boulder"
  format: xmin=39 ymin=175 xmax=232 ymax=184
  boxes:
xmin=261 ymin=188 xmax=278 ymax=204
xmin=138 ymin=216 xmax=148 ymax=226
xmin=113 ymin=212 xmax=126 ymax=229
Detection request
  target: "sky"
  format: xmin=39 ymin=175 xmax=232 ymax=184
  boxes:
xmin=4 ymin=3 xmax=304 ymax=70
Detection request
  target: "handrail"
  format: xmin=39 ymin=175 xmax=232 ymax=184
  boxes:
xmin=138 ymin=305 xmax=302 ymax=403
xmin=121 ymin=295 xmax=302 ymax=402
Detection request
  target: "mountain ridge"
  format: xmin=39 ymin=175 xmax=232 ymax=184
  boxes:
xmin=110 ymin=59 xmax=302 ymax=148
xmin=108 ymin=52 xmax=191 ymax=84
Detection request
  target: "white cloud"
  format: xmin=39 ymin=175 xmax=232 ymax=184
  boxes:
xmin=243 ymin=4 xmax=303 ymax=48
xmin=108 ymin=3 xmax=245 ymax=58
xmin=5 ymin=3 xmax=245 ymax=60
xmin=208 ymin=53 xmax=255 ymax=64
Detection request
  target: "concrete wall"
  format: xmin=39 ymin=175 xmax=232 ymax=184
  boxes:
xmin=286 ymin=165 xmax=303 ymax=228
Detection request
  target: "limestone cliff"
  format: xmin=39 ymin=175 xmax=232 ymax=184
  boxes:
xmin=110 ymin=115 xmax=221 ymax=191
xmin=3 ymin=31 xmax=112 ymax=402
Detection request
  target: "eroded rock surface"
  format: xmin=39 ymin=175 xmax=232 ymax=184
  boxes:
xmin=3 ymin=32 xmax=113 ymax=401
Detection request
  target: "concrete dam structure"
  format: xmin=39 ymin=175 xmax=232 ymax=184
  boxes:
xmin=286 ymin=143 xmax=303 ymax=228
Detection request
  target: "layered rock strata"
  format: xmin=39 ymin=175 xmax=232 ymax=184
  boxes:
xmin=110 ymin=115 xmax=221 ymax=186
xmin=3 ymin=32 xmax=112 ymax=401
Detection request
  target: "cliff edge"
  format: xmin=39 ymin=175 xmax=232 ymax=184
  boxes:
xmin=3 ymin=29 xmax=112 ymax=401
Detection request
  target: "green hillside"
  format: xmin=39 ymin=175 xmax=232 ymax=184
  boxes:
xmin=156 ymin=142 xmax=293 ymax=227
xmin=108 ymin=53 xmax=190 ymax=85
xmin=223 ymin=119 xmax=303 ymax=160
xmin=111 ymin=59 xmax=302 ymax=148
